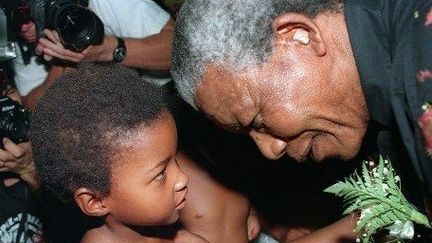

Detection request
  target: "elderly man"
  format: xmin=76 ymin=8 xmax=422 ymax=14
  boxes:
xmin=171 ymin=0 xmax=432 ymax=239
xmin=172 ymin=0 xmax=432 ymax=194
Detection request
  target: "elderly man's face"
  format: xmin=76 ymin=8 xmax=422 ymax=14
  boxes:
xmin=195 ymin=50 xmax=369 ymax=162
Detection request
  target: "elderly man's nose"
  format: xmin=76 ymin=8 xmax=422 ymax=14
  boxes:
xmin=249 ymin=131 xmax=287 ymax=160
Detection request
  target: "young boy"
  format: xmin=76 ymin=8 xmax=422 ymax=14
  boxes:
xmin=177 ymin=147 xmax=260 ymax=243
xmin=30 ymin=62 xmax=207 ymax=242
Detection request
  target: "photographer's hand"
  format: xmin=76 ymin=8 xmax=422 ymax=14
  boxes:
xmin=0 ymin=138 xmax=40 ymax=190
xmin=37 ymin=29 xmax=85 ymax=62
xmin=37 ymin=29 xmax=116 ymax=63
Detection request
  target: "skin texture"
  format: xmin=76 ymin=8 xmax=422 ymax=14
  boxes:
xmin=79 ymin=113 xmax=207 ymax=243
xmin=177 ymin=149 xmax=259 ymax=243
xmin=195 ymin=13 xmax=369 ymax=163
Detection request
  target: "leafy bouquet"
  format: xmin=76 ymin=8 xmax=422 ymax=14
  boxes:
xmin=324 ymin=156 xmax=431 ymax=243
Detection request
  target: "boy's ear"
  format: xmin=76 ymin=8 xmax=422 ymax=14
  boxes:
xmin=74 ymin=187 xmax=109 ymax=217
xmin=271 ymin=13 xmax=326 ymax=56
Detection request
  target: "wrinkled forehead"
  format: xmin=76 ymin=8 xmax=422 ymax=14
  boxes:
xmin=195 ymin=64 xmax=260 ymax=126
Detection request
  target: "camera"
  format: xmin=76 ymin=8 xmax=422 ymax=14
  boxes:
xmin=32 ymin=0 xmax=104 ymax=52
xmin=0 ymin=96 xmax=30 ymax=144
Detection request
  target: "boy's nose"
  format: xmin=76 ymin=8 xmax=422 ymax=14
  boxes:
xmin=174 ymin=167 xmax=189 ymax=192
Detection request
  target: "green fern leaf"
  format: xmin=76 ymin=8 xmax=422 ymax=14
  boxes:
xmin=324 ymin=156 xmax=432 ymax=243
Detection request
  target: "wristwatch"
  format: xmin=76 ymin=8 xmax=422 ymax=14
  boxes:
xmin=112 ymin=37 xmax=126 ymax=62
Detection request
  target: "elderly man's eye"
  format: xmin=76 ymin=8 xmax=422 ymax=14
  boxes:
xmin=256 ymin=127 xmax=266 ymax=133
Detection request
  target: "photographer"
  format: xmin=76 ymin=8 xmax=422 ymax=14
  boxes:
xmin=33 ymin=0 xmax=174 ymax=86
xmin=0 ymin=65 xmax=37 ymax=190
xmin=0 ymin=63 xmax=43 ymax=242
xmin=0 ymin=1 xmax=51 ymax=110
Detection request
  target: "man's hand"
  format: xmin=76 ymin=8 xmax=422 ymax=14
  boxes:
xmin=36 ymin=29 xmax=85 ymax=62
xmin=20 ymin=22 xmax=37 ymax=43
xmin=247 ymin=207 xmax=261 ymax=241
xmin=0 ymin=138 xmax=39 ymax=189
xmin=0 ymin=138 xmax=33 ymax=174
xmin=36 ymin=29 xmax=116 ymax=63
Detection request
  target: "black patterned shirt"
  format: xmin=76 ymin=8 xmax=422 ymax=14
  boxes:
xmin=345 ymin=0 xmax=432 ymax=199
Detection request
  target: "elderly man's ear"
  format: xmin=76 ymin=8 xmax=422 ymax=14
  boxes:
xmin=272 ymin=13 xmax=326 ymax=57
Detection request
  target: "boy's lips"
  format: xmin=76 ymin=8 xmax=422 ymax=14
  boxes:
xmin=175 ymin=198 xmax=187 ymax=211
xmin=175 ymin=188 xmax=188 ymax=211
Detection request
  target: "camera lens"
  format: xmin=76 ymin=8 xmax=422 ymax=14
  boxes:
xmin=60 ymin=9 xmax=92 ymax=40
xmin=45 ymin=1 xmax=104 ymax=52
xmin=56 ymin=7 xmax=104 ymax=51
xmin=6 ymin=118 xmax=29 ymax=143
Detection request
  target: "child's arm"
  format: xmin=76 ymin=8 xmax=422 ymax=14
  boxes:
xmin=174 ymin=229 xmax=209 ymax=243
xmin=286 ymin=214 xmax=359 ymax=243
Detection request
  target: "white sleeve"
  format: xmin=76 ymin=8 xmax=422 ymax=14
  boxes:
xmin=89 ymin=0 xmax=170 ymax=38
xmin=12 ymin=46 xmax=49 ymax=96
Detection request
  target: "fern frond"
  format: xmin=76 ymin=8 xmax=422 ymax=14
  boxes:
xmin=324 ymin=156 xmax=432 ymax=243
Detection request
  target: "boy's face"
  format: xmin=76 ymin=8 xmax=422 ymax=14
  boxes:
xmin=103 ymin=112 xmax=189 ymax=226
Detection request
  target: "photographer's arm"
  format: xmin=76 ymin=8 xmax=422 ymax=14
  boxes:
xmin=23 ymin=64 xmax=72 ymax=110
xmin=37 ymin=18 xmax=174 ymax=70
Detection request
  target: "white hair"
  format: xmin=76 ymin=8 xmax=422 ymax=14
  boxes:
xmin=171 ymin=0 xmax=343 ymax=108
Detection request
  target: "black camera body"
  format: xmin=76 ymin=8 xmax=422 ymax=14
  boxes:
xmin=0 ymin=96 xmax=30 ymax=144
xmin=32 ymin=0 xmax=104 ymax=52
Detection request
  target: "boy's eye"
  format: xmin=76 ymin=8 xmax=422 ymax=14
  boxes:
xmin=154 ymin=169 xmax=166 ymax=182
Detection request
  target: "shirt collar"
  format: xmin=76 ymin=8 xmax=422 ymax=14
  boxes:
xmin=344 ymin=0 xmax=393 ymax=128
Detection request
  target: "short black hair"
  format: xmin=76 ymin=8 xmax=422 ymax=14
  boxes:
xmin=31 ymin=62 xmax=166 ymax=203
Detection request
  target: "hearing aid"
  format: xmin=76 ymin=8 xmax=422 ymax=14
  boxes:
xmin=293 ymin=30 xmax=310 ymax=45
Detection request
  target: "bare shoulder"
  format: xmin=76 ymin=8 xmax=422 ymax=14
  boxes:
xmin=81 ymin=226 xmax=114 ymax=243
